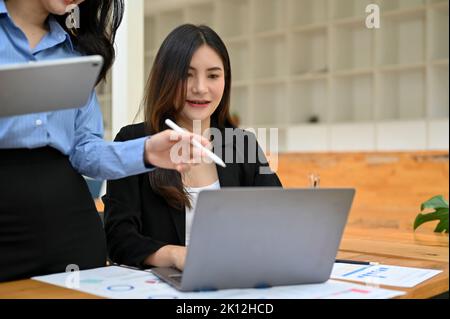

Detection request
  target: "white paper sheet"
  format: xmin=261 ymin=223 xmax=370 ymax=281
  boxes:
xmin=331 ymin=263 xmax=442 ymax=288
xmin=32 ymin=266 xmax=405 ymax=299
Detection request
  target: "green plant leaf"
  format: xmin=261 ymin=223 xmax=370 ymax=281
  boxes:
xmin=414 ymin=207 xmax=449 ymax=233
xmin=420 ymin=195 xmax=449 ymax=211
xmin=434 ymin=217 xmax=449 ymax=233
xmin=415 ymin=195 xmax=449 ymax=233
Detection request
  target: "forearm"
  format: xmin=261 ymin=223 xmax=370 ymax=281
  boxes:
xmin=72 ymin=94 xmax=152 ymax=180
xmin=143 ymin=245 xmax=185 ymax=269
xmin=70 ymin=136 xmax=151 ymax=180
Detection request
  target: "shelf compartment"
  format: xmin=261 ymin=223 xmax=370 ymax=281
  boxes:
xmin=376 ymin=120 xmax=427 ymax=150
xmin=377 ymin=69 xmax=426 ymax=120
xmin=376 ymin=13 xmax=425 ymax=66
xmin=155 ymin=9 xmax=184 ymax=47
xmin=428 ymin=65 xmax=449 ymax=118
xmin=377 ymin=0 xmax=425 ymax=12
xmin=253 ymin=83 xmax=287 ymax=126
xmin=144 ymin=16 xmax=156 ymax=53
xmin=276 ymin=128 xmax=287 ymax=153
xmin=184 ymin=3 xmax=215 ymax=27
xmin=330 ymin=123 xmax=376 ymax=151
xmin=227 ymin=41 xmax=250 ymax=82
xmin=331 ymin=74 xmax=374 ymax=123
xmin=144 ymin=52 xmax=156 ymax=80
xmin=428 ymin=6 xmax=449 ymax=61
xmin=97 ymin=96 xmax=112 ymax=140
xmin=332 ymin=0 xmax=373 ymax=20
xmin=96 ymin=77 xmax=111 ymax=96
xmin=230 ymin=86 xmax=250 ymax=128
xmin=286 ymin=125 xmax=329 ymax=151
xmin=289 ymin=0 xmax=328 ymax=27
xmin=332 ymin=22 xmax=373 ymax=71
xmin=290 ymin=79 xmax=328 ymax=124
xmin=428 ymin=119 xmax=449 ymax=150
xmin=290 ymin=28 xmax=328 ymax=76
xmin=254 ymin=0 xmax=287 ymax=33
xmin=428 ymin=0 xmax=449 ymax=6
xmin=254 ymin=35 xmax=287 ymax=79
xmin=216 ymin=0 xmax=250 ymax=38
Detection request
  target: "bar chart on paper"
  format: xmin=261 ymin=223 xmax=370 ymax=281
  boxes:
xmin=331 ymin=263 xmax=442 ymax=287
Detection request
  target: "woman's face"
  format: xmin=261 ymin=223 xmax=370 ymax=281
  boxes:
xmin=39 ymin=0 xmax=85 ymax=15
xmin=178 ymin=45 xmax=226 ymax=128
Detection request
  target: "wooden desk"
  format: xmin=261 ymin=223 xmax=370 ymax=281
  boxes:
xmin=0 ymin=224 xmax=447 ymax=299
xmin=336 ymin=226 xmax=448 ymax=299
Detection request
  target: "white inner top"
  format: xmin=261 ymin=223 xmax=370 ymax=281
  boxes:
xmin=185 ymin=180 xmax=221 ymax=246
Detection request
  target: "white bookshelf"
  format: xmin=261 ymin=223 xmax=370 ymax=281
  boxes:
xmin=143 ymin=0 xmax=449 ymax=152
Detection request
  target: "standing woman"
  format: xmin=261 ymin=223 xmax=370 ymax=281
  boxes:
xmin=0 ymin=0 xmax=208 ymax=282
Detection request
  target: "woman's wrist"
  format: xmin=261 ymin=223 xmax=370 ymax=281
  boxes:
xmin=144 ymin=245 xmax=178 ymax=268
xmin=143 ymin=137 xmax=154 ymax=168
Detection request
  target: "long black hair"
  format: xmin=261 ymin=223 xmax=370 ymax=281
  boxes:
xmin=144 ymin=24 xmax=234 ymax=210
xmin=54 ymin=0 xmax=124 ymax=83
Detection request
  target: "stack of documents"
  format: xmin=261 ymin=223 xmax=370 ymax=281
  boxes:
xmin=33 ymin=266 xmax=407 ymax=299
xmin=32 ymin=263 xmax=441 ymax=299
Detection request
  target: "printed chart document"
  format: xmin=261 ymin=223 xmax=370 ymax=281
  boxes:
xmin=32 ymin=266 xmax=405 ymax=299
xmin=331 ymin=263 xmax=442 ymax=288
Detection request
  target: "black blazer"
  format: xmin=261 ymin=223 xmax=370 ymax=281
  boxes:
xmin=103 ymin=122 xmax=282 ymax=268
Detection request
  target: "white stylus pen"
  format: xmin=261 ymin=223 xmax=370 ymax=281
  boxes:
xmin=164 ymin=119 xmax=226 ymax=168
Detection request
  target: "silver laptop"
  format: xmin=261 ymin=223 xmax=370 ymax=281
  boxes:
xmin=152 ymin=188 xmax=355 ymax=291
xmin=0 ymin=55 xmax=103 ymax=118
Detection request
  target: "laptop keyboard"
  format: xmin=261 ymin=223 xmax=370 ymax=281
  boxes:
xmin=169 ymin=273 xmax=182 ymax=284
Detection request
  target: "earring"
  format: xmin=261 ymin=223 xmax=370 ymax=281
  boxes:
xmin=69 ymin=15 xmax=78 ymax=37
xmin=66 ymin=8 xmax=78 ymax=37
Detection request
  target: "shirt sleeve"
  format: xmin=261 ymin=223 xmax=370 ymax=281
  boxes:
xmin=69 ymin=92 xmax=152 ymax=180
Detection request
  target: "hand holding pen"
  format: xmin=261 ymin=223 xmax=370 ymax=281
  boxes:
xmin=164 ymin=119 xmax=226 ymax=168
xmin=144 ymin=123 xmax=214 ymax=173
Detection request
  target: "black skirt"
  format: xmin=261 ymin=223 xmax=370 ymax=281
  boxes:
xmin=0 ymin=147 xmax=106 ymax=282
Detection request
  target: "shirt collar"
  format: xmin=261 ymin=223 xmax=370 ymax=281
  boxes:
xmin=47 ymin=15 xmax=74 ymax=52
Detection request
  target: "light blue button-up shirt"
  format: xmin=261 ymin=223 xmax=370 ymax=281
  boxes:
xmin=0 ymin=0 xmax=150 ymax=180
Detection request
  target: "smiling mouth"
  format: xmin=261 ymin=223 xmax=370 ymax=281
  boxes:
xmin=186 ymin=100 xmax=211 ymax=107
